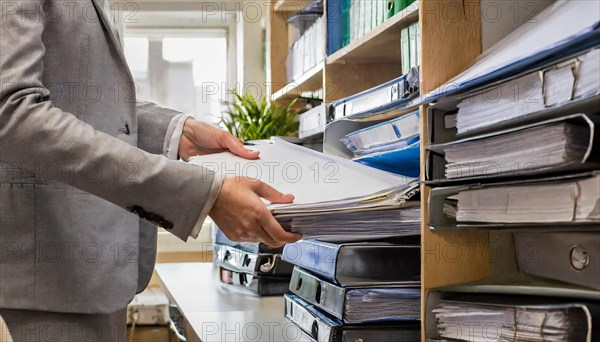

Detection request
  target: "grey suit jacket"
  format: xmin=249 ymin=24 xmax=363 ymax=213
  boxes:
xmin=0 ymin=0 xmax=220 ymax=313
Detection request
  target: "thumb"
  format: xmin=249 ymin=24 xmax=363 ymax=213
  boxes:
xmin=224 ymin=133 xmax=260 ymax=160
xmin=254 ymin=181 xmax=295 ymax=204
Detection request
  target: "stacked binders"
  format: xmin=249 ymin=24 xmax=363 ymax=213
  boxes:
xmin=340 ymin=110 xmax=420 ymax=177
xmin=287 ymin=0 xmax=325 ymax=83
xmin=213 ymin=226 xmax=294 ymax=296
xmin=282 ymin=240 xmax=421 ymax=342
xmin=423 ymin=2 xmax=600 ymax=341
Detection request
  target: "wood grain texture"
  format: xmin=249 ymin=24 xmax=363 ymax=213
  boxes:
xmin=419 ymin=0 xmax=489 ymax=339
xmin=267 ymin=0 xmax=290 ymax=96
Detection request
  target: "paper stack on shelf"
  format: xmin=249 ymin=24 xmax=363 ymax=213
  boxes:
xmin=423 ymin=3 xmax=600 ymax=340
xmin=455 ymin=173 xmax=600 ymax=224
xmin=456 ymin=48 xmax=600 ymax=134
xmin=433 ymin=300 xmax=593 ymax=342
xmin=423 ymin=1 xmax=600 ymax=103
xmin=213 ymin=226 xmax=294 ymax=296
xmin=444 ymin=120 xmax=590 ymax=179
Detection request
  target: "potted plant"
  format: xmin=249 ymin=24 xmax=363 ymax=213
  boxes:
xmin=222 ymin=90 xmax=299 ymax=141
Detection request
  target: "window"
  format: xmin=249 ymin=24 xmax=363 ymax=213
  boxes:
xmin=123 ymin=30 xmax=228 ymax=123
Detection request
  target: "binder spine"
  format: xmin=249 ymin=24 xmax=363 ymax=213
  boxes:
xmin=284 ymin=294 xmax=339 ymax=342
xmin=214 ymin=244 xmax=293 ymax=276
xmin=289 ymin=267 xmax=346 ymax=320
xmin=219 ymin=268 xmax=290 ymax=296
xmin=282 ymin=240 xmax=340 ymax=283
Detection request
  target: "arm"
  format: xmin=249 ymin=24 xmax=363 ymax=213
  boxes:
xmin=0 ymin=0 xmax=212 ymax=240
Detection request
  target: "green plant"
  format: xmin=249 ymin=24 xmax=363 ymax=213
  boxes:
xmin=222 ymin=91 xmax=299 ymax=141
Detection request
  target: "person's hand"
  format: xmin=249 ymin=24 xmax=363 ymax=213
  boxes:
xmin=209 ymin=177 xmax=302 ymax=247
xmin=178 ymin=117 xmax=259 ymax=161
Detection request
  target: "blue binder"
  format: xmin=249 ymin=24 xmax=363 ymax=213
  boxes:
xmin=331 ymin=69 xmax=420 ymax=120
xmin=326 ymin=0 xmax=351 ymax=55
xmin=423 ymin=1 xmax=600 ymax=103
xmin=354 ymin=140 xmax=420 ymax=177
xmin=281 ymin=240 xmax=420 ymax=286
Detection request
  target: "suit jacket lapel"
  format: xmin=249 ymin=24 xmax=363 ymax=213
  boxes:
xmin=91 ymin=0 xmax=133 ymax=81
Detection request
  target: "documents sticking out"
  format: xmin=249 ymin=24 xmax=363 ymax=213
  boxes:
xmin=432 ymin=300 xmax=595 ymax=342
xmin=281 ymin=240 xmax=420 ymax=286
xmin=189 ymin=138 xmax=419 ymax=241
xmin=429 ymin=113 xmax=598 ymax=181
xmin=341 ymin=110 xmax=420 ymax=177
xmin=456 ymin=47 xmax=600 ymax=134
xmin=284 ymin=294 xmax=420 ymax=342
xmin=289 ymin=266 xmax=420 ymax=324
xmin=423 ymin=0 xmax=600 ymax=102
xmin=453 ymin=173 xmax=600 ymax=224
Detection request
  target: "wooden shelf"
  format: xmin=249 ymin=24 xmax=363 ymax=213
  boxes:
xmin=327 ymin=2 xmax=419 ymax=64
xmin=271 ymin=61 xmax=324 ymax=102
xmin=274 ymin=0 xmax=313 ymax=12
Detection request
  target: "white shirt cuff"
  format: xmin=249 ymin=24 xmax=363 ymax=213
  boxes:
xmin=164 ymin=114 xmax=189 ymax=160
xmin=189 ymin=172 xmax=225 ymax=239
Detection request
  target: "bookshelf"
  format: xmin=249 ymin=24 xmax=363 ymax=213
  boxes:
xmin=266 ymin=0 xmax=574 ymax=340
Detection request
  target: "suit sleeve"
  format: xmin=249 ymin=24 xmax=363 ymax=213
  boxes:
xmin=136 ymin=100 xmax=184 ymax=157
xmin=0 ymin=0 xmax=216 ymax=241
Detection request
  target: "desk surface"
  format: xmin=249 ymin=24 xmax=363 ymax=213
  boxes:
xmin=156 ymin=262 xmax=311 ymax=342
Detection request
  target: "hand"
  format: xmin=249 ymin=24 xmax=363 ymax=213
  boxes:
xmin=178 ymin=117 xmax=259 ymax=161
xmin=209 ymin=177 xmax=302 ymax=247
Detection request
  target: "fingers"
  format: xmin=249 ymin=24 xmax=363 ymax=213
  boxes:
xmin=223 ymin=133 xmax=260 ymax=160
xmin=253 ymin=181 xmax=295 ymax=204
xmin=258 ymin=208 xmax=302 ymax=244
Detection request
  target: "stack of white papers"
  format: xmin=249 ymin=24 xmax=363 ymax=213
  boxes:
xmin=455 ymin=174 xmax=600 ymax=223
xmin=444 ymin=121 xmax=589 ymax=179
xmin=433 ymin=300 xmax=591 ymax=342
xmin=456 ymin=48 xmax=600 ymax=134
xmin=282 ymin=206 xmax=420 ymax=241
xmin=189 ymin=139 xmax=419 ymax=238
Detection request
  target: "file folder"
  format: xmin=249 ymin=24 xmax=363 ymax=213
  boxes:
xmin=353 ymin=140 xmax=420 ymax=177
xmin=218 ymin=267 xmax=290 ymax=296
xmin=331 ymin=68 xmax=419 ymax=120
xmin=454 ymin=47 xmax=600 ymax=135
xmin=284 ymin=294 xmax=420 ymax=342
xmin=424 ymin=0 xmax=600 ymax=102
xmin=213 ymin=243 xmax=293 ymax=277
xmin=428 ymin=171 xmax=600 ymax=230
xmin=299 ymin=103 xmax=330 ymax=139
xmin=427 ymin=113 xmax=599 ymax=183
xmin=289 ymin=266 xmax=420 ymax=323
xmin=340 ymin=110 xmax=420 ymax=156
xmin=282 ymin=240 xmax=420 ymax=286
xmin=425 ymin=274 xmax=600 ymax=341
xmin=515 ymin=232 xmax=600 ymax=291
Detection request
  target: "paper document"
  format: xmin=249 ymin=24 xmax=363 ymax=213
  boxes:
xmin=189 ymin=138 xmax=418 ymax=236
xmin=433 ymin=300 xmax=592 ymax=342
xmin=454 ymin=174 xmax=600 ymax=223
xmin=456 ymin=48 xmax=600 ymax=134
xmin=443 ymin=121 xmax=590 ymax=179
